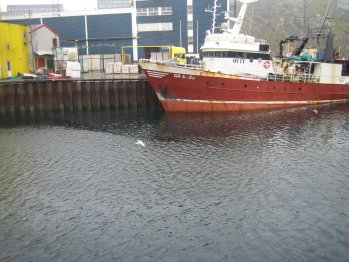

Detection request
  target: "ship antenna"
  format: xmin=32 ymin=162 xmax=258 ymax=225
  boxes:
xmin=205 ymin=0 xmax=221 ymax=33
xmin=317 ymin=0 xmax=332 ymax=37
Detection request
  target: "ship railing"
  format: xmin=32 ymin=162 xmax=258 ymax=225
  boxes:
xmin=235 ymin=73 xmax=262 ymax=80
xmin=139 ymin=59 xmax=204 ymax=70
xmin=179 ymin=63 xmax=205 ymax=70
xmin=164 ymin=61 xmax=205 ymax=70
xmin=266 ymin=73 xmax=318 ymax=83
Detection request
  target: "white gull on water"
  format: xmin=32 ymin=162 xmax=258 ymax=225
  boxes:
xmin=135 ymin=140 xmax=145 ymax=147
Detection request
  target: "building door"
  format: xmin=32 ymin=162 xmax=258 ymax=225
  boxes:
xmin=7 ymin=60 xmax=12 ymax=77
xmin=37 ymin=58 xmax=45 ymax=68
xmin=47 ymin=59 xmax=54 ymax=73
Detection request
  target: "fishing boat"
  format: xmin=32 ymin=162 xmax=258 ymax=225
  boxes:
xmin=138 ymin=0 xmax=349 ymax=112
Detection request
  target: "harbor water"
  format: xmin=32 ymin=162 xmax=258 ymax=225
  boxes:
xmin=1 ymin=104 xmax=349 ymax=261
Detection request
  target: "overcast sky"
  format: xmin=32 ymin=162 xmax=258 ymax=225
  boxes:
xmin=0 ymin=0 xmax=97 ymax=11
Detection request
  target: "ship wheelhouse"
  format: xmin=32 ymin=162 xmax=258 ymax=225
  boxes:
xmin=201 ymin=50 xmax=272 ymax=60
xmin=200 ymin=35 xmax=275 ymax=78
xmin=198 ymin=0 xmax=274 ymax=78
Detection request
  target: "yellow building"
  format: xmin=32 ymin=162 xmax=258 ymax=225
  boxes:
xmin=0 ymin=22 xmax=30 ymax=79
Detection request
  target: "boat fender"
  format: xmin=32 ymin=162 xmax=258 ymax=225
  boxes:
xmin=263 ymin=61 xmax=271 ymax=69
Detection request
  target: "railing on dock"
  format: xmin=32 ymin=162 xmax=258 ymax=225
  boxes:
xmin=0 ymin=79 xmax=159 ymax=115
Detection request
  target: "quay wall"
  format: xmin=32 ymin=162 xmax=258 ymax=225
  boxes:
xmin=0 ymin=79 xmax=159 ymax=115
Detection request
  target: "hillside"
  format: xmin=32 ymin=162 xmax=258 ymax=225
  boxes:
xmin=237 ymin=0 xmax=349 ymax=58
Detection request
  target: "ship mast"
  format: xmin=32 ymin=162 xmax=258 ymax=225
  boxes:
xmin=205 ymin=0 xmax=221 ymax=34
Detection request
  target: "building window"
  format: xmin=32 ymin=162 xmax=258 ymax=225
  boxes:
xmin=161 ymin=7 xmax=172 ymax=15
xmin=188 ymin=21 xmax=193 ymax=30
xmin=137 ymin=8 xmax=148 ymax=16
xmin=137 ymin=6 xmax=172 ymax=16
xmin=7 ymin=60 xmax=12 ymax=71
xmin=52 ymin=38 xmax=58 ymax=48
xmin=138 ymin=22 xmax=173 ymax=32
xmin=148 ymin=7 xmax=158 ymax=16
xmin=188 ymin=36 xmax=193 ymax=45
xmin=97 ymin=0 xmax=131 ymax=9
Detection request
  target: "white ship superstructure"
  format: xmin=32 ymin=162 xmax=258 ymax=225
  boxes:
xmin=201 ymin=0 xmax=274 ymax=77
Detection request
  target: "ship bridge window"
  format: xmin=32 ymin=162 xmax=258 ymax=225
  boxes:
xmin=334 ymin=60 xmax=349 ymax=76
xmin=202 ymin=51 xmax=271 ymax=60
xmin=259 ymin=44 xmax=269 ymax=51
xmin=343 ymin=62 xmax=349 ymax=76
xmin=296 ymin=62 xmax=315 ymax=74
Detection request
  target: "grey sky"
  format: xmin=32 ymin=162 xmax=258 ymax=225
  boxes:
xmin=0 ymin=0 xmax=97 ymax=11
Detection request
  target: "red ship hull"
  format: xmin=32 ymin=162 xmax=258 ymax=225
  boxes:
xmin=140 ymin=62 xmax=349 ymax=112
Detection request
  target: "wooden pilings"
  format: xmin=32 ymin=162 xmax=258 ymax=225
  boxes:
xmin=0 ymin=79 xmax=159 ymax=115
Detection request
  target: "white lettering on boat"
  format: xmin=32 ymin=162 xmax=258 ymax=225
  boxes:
xmin=174 ymin=74 xmax=196 ymax=80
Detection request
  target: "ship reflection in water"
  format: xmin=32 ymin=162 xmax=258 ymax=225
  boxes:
xmin=0 ymin=104 xmax=349 ymax=261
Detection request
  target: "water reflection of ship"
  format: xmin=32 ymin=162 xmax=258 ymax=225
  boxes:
xmin=157 ymin=104 xmax=349 ymax=143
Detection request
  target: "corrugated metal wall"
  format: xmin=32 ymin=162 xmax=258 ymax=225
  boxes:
xmin=87 ymin=13 xmax=133 ymax=55
xmin=3 ymin=0 xmax=228 ymax=58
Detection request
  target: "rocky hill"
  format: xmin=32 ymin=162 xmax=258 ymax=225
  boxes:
xmin=237 ymin=0 xmax=349 ymax=58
